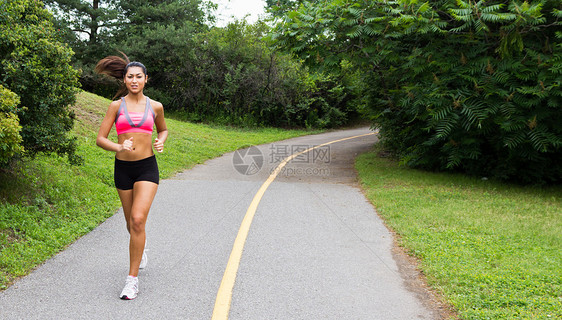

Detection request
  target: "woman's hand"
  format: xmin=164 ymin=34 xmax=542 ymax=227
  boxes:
xmin=120 ymin=137 xmax=134 ymax=152
xmin=153 ymin=138 xmax=164 ymax=153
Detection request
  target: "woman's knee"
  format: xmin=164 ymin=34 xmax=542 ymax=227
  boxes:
xmin=129 ymin=214 xmax=146 ymax=233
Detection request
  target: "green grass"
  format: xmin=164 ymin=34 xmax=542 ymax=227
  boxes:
xmin=0 ymin=90 xmax=318 ymax=289
xmin=356 ymin=148 xmax=562 ymax=319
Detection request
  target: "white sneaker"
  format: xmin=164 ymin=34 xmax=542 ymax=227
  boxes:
xmin=120 ymin=275 xmax=138 ymax=300
xmin=139 ymin=239 xmax=147 ymax=269
xmin=139 ymin=250 xmax=147 ymax=269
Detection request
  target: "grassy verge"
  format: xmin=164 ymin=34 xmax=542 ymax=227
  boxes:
xmin=0 ymin=91 xmax=318 ymax=290
xmin=356 ymin=148 xmax=561 ymax=319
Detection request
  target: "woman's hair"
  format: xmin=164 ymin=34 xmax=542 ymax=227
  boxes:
xmin=94 ymin=52 xmax=148 ymax=99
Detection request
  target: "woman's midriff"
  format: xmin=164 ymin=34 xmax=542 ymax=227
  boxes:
xmin=116 ymin=132 xmax=154 ymax=161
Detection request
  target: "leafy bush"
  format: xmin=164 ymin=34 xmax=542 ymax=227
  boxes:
xmin=166 ymin=20 xmax=350 ymax=128
xmin=272 ymin=0 xmax=562 ymax=183
xmin=0 ymin=0 xmax=81 ymax=164
xmin=46 ymin=1 xmax=356 ymax=129
xmin=0 ymin=85 xmax=24 ymax=166
xmin=370 ymin=0 xmax=562 ymax=183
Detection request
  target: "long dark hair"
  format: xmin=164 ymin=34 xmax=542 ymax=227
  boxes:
xmin=94 ymin=52 xmax=147 ymax=99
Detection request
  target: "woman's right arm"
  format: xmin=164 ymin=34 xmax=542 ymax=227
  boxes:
xmin=96 ymin=101 xmax=132 ymax=152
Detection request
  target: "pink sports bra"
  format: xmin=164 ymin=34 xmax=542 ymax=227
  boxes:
xmin=115 ymin=97 xmax=155 ymax=135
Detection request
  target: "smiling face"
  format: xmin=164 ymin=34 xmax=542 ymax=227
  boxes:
xmin=124 ymin=66 xmax=147 ymax=95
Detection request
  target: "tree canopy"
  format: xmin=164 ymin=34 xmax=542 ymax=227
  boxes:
xmin=271 ymin=0 xmax=562 ymax=183
xmin=9 ymin=0 xmax=560 ymax=182
xmin=0 ymin=0 xmax=81 ymax=165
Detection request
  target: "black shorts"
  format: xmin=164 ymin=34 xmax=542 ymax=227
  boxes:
xmin=114 ymin=155 xmax=159 ymax=190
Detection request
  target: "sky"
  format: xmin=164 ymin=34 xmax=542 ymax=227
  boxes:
xmin=212 ymin=0 xmax=268 ymax=27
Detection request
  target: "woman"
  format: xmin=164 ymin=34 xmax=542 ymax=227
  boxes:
xmin=95 ymin=54 xmax=168 ymax=300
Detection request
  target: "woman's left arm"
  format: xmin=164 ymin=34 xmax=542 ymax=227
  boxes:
xmin=153 ymin=102 xmax=168 ymax=153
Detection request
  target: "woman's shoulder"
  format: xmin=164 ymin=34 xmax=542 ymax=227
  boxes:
xmin=148 ymin=98 xmax=164 ymax=111
xmin=107 ymin=99 xmax=121 ymax=111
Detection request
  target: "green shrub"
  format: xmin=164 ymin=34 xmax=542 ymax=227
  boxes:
xmin=368 ymin=0 xmax=562 ymax=184
xmin=167 ymin=20 xmax=350 ymax=128
xmin=0 ymin=0 xmax=81 ymax=164
xmin=272 ymin=0 xmax=562 ymax=183
xmin=0 ymin=85 xmax=24 ymax=166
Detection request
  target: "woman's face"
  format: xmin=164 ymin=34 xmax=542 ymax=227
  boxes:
xmin=124 ymin=66 xmax=147 ymax=95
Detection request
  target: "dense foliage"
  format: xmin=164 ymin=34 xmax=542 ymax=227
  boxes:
xmin=45 ymin=0 xmax=214 ymax=97
xmin=165 ymin=21 xmax=351 ymax=127
xmin=46 ymin=0 xmax=354 ymax=128
xmin=43 ymin=0 xmax=119 ymax=55
xmin=266 ymin=0 xmax=318 ymax=17
xmin=0 ymin=0 xmax=81 ymax=165
xmin=0 ymin=85 xmax=24 ymax=166
xmin=271 ymin=0 xmax=562 ymax=183
xmin=115 ymin=0 xmax=212 ymax=104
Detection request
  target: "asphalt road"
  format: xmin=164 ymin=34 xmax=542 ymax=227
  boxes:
xmin=0 ymin=127 xmax=442 ymax=319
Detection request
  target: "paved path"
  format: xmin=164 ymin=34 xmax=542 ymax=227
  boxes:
xmin=0 ymin=128 xmax=441 ymax=319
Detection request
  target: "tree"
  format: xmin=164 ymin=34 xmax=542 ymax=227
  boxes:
xmin=46 ymin=0 xmax=216 ymax=98
xmin=160 ymin=20 xmax=348 ymax=128
xmin=114 ymin=0 xmax=213 ymax=103
xmin=272 ymin=0 xmax=562 ymax=183
xmin=0 ymin=0 xmax=81 ymax=164
xmin=265 ymin=0 xmax=318 ymax=17
xmin=44 ymin=0 xmax=122 ymax=98
xmin=119 ymin=0 xmax=211 ymax=29
xmin=43 ymin=0 xmax=119 ymax=63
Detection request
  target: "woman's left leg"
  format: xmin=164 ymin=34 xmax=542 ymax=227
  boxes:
xmin=128 ymin=181 xmax=158 ymax=277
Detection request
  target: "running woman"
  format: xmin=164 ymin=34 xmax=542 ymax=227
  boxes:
xmin=95 ymin=53 xmax=168 ymax=300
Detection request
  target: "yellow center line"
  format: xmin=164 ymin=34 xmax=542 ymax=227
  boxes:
xmin=211 ymin=132 xmax=376 ymax=320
